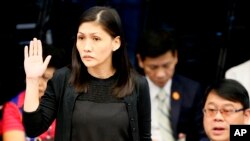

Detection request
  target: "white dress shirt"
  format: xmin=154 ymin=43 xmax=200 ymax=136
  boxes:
xmin=225 ymin=60 xmax=250 ymax=95
xmin=146 ymin=76 xmax=172 ymax=141
xmin=225 ymin=60 xmax=250 ymax=125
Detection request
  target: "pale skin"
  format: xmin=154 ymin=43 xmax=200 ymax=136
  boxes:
xmin=3 ymin=130 xmax=26 ymax=141
xmin=76 ymin=21 xmax=120 ymax=78
xmin=3 ymin=67 xmax=55 ymax=141
xmin=5 ymin=38 xmax=51 ymax=141
xmin=23 ymin=21 xmax=121 ymax=112
xmin=23 ymin=38 xmax=51 ymax=112
xmin=203 ymin=91 xmax=250 ymax=141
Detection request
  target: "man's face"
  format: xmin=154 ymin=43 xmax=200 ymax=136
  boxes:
xmin=38 ymin=67 xmax=56 ymax=98
xmin=137 ymin=51 xmax=177 ymax=87
xmin=203 ymin=92 xmax=250 ymax=141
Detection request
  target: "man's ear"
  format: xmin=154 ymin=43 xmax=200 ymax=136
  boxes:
xmin=136 ymin=54 xmax=144 ymax=69
xmin=244 ymin=108 xmax=250 ymax=124
xmin=173 ymin=50 xmax=178 ymax=64
xmin=112 ymin=36 xmax=121 ymax=51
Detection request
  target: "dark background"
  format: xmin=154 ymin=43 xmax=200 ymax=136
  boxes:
xmin=0 ymin=0 xmax=249 ymax=104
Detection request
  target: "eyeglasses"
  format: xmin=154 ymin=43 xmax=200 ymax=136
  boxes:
xmin=203 ymin=105 xmax=245 ymax=118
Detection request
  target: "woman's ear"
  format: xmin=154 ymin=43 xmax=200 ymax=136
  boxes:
xmin=112 ymin=36 xmax=121 ymax=51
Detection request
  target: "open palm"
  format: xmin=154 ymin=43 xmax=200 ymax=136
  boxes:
xmin=24 ymin=38 xmax=51 ymax=78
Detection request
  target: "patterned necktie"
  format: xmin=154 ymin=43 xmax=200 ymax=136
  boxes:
xmin=156 ymin=89 xmax=175 ymax=141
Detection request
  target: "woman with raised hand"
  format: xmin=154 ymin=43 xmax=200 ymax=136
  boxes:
xmin=23 ymin=6 xmax=151 ymax=141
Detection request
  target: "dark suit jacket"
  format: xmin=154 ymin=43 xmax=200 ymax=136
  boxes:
xmin=170 ymin=74 xmax=208 ymax=141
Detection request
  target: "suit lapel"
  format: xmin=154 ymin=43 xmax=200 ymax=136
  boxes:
xmin=170 ymin=79 xmax=182 ymax=137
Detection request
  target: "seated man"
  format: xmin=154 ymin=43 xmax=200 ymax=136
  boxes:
xmin=136 ymin=28 xmax=208 ymax=141
xmin=202 ymin=79 xmax=250 ymax=141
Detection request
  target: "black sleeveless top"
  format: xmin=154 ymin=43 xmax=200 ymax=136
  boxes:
xmin=71 ymin=73 xmax=130 ymax=141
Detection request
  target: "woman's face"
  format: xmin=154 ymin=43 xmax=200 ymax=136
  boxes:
xmin=76 ymin=21 xmax=120 ymax=71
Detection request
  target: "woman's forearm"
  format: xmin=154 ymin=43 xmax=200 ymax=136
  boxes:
xmin=23 ymin=78 xmax=40 ymax=112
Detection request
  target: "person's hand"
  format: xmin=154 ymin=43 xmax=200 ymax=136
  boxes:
xmin=178 ymin=133 xmax=186 ymax=141
xmin=24 ymin=38 xmax=51 ymax=78
xmin=152 ymin=138 xmax=159 ymax=141
xmin=151 ymin=134 xmax=160 ymax=141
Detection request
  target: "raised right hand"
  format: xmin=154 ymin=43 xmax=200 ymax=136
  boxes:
xmin=24 ymin=38 xmax=51 ymax=78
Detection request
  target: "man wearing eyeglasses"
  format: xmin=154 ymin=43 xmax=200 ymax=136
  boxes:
xmin=202 ymin=79 xmax=250 ymax=141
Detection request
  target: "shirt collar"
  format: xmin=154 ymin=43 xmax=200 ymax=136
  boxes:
xmin=146 ymin=76 xmax=172 ymax=100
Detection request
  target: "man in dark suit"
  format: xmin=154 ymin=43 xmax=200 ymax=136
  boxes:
xmin=136 ymin=27 xmax=208 ymax=141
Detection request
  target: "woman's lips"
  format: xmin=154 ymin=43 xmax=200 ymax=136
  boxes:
xmin=83 ymin=55 xmax=94 ymax=60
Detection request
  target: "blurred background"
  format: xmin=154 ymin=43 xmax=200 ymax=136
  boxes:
xmin=0 ymin=0 xmax=249 ymax=104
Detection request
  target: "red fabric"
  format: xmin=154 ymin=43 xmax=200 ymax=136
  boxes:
xmin=2 ymin=98 xmax=24 ymax=132
xmin=0 ymin=104 xmax=3 ymax=135
xmin=0 ymin=118 xmax=2 ymax=135
xmin=39 ymin=120 xmax=56 ymax=140
xmin=2 ymin=91 xmax=56 ymax=140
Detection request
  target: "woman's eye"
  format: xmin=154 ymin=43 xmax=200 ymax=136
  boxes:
xmin=78 ymin=36 xmax=84 ymax=40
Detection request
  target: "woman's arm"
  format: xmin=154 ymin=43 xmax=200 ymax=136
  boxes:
xmin=137 ymin=75 xmax=152 ymax=141
xmin=23 ymin=38 xmax=51 ymax=112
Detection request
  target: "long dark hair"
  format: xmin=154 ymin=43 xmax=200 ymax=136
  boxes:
xmin=69 ymin=6 xmax=136 ymax=98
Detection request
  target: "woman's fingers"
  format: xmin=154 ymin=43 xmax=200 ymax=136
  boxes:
xmin=43 ymin=55 xmax=52 ymax=68
xmin=26 ymin=38 xmax=43 ymax=57
xmin=37 ymin=39 xmax=42 ymax=56
xmin=24 ymin=45 xmax=28 ymax=59
xmin=29 ymin=39 xmax=34 ymax=56
xmin=33 ymin=38 xmax=38 ymax=56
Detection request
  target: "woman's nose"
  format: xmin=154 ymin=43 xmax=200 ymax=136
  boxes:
xmin=83 ymin=39 xmax=92 ymax=52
